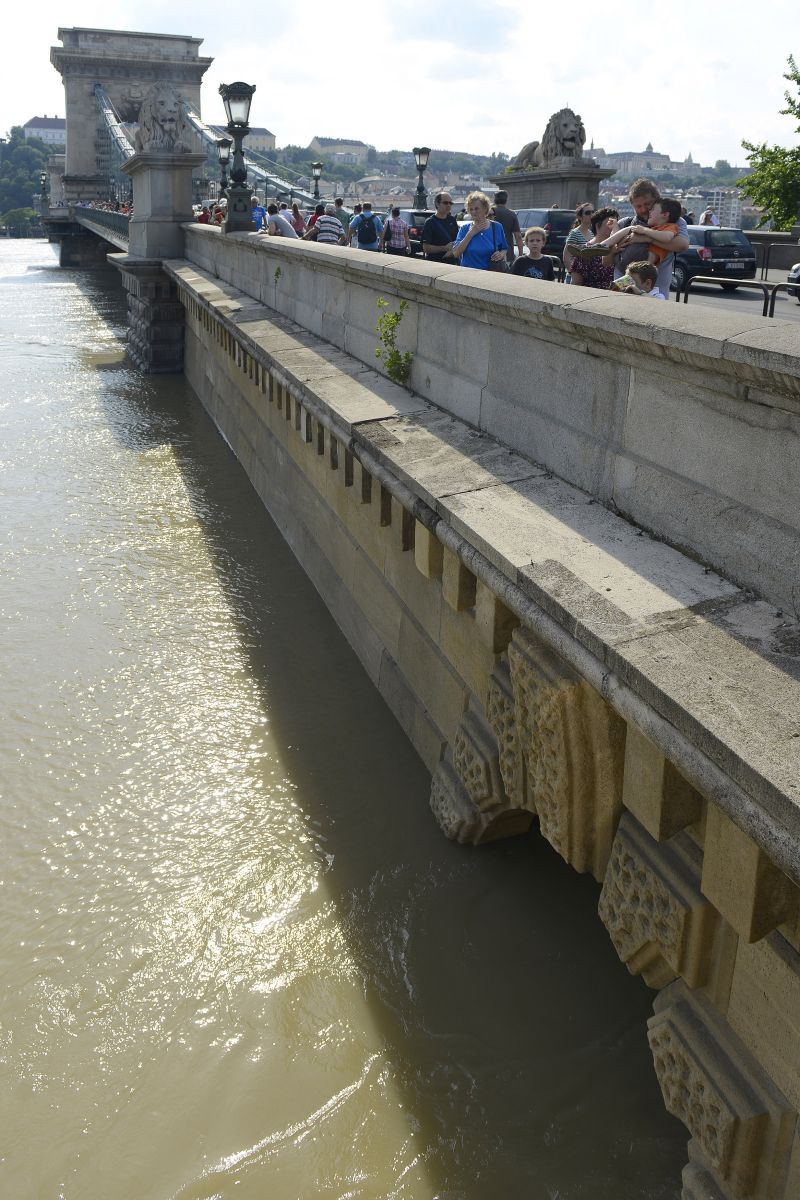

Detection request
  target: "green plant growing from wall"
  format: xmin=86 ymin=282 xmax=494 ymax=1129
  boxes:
xmin=274 ymin=266 xmax=282 ymax=283
xmin=375 ymin=298 xmax=413 ymax=387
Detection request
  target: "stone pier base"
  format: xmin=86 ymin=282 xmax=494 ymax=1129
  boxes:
xmin=111 ymin=255 xmax=185 ymax=373
xmin=58 ymin=230 xmax=116 ymax=269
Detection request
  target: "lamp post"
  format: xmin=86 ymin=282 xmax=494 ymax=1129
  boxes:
xmin=216 ymin=137 xmax=232 ymax=199
xmin=311 ymin=161 xmax=322 ymax=201
xmin=218 ymin=81 xmax=256 ymax=233
xmin=412 ymin=146 xmax=431 ymax=210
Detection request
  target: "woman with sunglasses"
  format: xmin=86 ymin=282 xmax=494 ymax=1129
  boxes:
xmin=563 ymin=201 xmax=595 ymax=280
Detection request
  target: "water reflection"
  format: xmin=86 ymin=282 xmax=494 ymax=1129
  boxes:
xmin=0 ymin=241 xmax=685 ymax=1199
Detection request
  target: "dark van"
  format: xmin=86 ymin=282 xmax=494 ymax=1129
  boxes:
xmin=671 ymin=226 xmax=756 ymax=292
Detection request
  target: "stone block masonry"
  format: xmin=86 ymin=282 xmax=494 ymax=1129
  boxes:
xmin=164 ymin=244 xmax=800 ymax=1199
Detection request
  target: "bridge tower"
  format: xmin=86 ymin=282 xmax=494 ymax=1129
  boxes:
xmin=50 ymin=27 xmax=212 ymax=201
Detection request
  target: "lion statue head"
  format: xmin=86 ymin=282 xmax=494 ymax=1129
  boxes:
xmin=540 ymin=109 xmax=586 ymax=163
xmin=134 ymin=84 xmax=188 ymax=154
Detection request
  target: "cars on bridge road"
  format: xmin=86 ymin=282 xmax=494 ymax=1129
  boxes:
xmin=788 ymin=260 xmax=800 ymax=303
xmin=670 ymin=226 xmax=756 ymax=293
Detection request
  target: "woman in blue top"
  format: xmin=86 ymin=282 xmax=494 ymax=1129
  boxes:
xmin=452 ymin=190 xmax=508 ymax=269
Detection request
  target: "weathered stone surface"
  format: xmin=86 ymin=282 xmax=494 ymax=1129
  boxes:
xmin=508 ymin=625 xmax=625 ymax=879
xmin=486 ymin=656 xmax=529 ymax=812
xmin=429 ymin=759 xmax=485 ymax=844
xmin=649 ymin=981 xmax=796 ymax=1200
xmin=727 ymin=932 xmax=800 ymax=1114
xmin=452 ymin=706 xmax=506 ymax=813
xmin=623 ymin=721 xmax=703 ymax=841
xmin=599 ymin=813 xmax=727 ymax=990
xmin=682 ymin=1161 xmax=729 ymax=1200
xmin=702 ymin=805 xmax=799 ymax=943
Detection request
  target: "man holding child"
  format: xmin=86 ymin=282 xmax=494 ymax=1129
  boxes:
xmin=607 ymin=178 xmax=689 ymax=294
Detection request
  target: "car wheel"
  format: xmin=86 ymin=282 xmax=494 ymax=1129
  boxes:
xmin=720 ymin=282 xmax=739 ymax=292
xmin=671 ymin=264 xmax=687 ymax=293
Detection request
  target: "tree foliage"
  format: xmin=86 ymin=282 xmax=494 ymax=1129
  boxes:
xmin=739 ymin=55 xmax=800 ymax=230
xmin=0 ymin=206 xmax=38 ymax=227
xmin=0 ymin=126 xmax=49 ymax=215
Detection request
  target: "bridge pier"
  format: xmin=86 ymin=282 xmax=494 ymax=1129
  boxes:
xmin=58 ymin=229 xmax=117 ymax=268
xmin=110 ymin=145 xmax=206 ymax=372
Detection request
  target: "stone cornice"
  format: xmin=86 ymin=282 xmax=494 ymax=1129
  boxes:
xmin=51 ymin=48 xmax=212 ymax=81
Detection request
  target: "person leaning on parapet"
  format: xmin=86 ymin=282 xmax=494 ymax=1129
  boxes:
xmin=421 ymin=193 xmax=459 ymax=263
xmin=347 ymin=203 xmax=363 ymax=247
xmin=381 ymin=207 xmax=411 ymax=255
xmin=251 ymin=195 xmax=267 ymax=232
xmin=610 ymin=178 xmax=689 ymax=296
xmin=305 ymin=204 xmax=346 ymax=244
xmin=568 ymin=207 xmax=619 ymax=289
xmin=491 ymin=190 xmax=523 ymax=263
xmin=348 ymin=202 xmax=383 ymax=252
xmin=563 ymin=201 xmax=595 ymax=280
xmin=598 ymin=196 xmax=682 ymax=271
xmin=334 ymin=197 xmax=350 ymax=238
xmin=307 ymin=202 xmax=325 ymax=229
xmin=263 ymin=203 xmax=300 ymax=238
xmin=512 ymin=227 xmax=555 ymax=280
xmin=451 ymin=190 xmax=508 ymax=269
xmin=613 ymin=260 xmax=667 ymax=299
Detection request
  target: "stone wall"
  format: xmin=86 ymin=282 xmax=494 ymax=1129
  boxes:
xmin=182 ymin=226 xmax=800 ymax=617
xmin=166 ymin=254 xmax=800 ymax=1200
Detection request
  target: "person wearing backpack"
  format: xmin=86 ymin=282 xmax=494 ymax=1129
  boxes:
xmin=349 ymin=202 xmax=382 ymax=252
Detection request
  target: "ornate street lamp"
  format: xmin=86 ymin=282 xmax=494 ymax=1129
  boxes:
xmin=413 ymin=146 xmax=431 ymax=210
xmin=39 ymin=172 xmax=47 ymax=199
xmin=218 ymin=81 xmax=256 ymax=233
xmin=311 ymin=161 xmax=322 ymax=201
xmin=216 ymin=137 xmax=232 ymax=198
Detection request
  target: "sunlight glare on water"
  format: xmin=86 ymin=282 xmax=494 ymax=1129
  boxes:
xmin=0 ymin=240 xmax=685 ymax=1200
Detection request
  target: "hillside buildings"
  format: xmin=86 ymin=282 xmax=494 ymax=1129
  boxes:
xmin=23 ymin=116 xmax=66 ymax=146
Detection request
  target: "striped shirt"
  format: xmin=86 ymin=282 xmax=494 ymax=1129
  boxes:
xmin=314 ymin=215 xmax=345 ymax=244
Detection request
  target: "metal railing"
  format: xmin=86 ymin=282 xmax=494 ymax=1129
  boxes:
xmin=182 ymin=106 xmax=316 ymax=205
xmin=674 ymin=275 xmax=795 ymax=318
xmin=72 ymin=207 xmax=130 ymax=247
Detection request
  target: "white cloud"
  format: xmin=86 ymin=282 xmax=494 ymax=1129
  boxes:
xmin=2 ymin=1 xmax=798 ymax=165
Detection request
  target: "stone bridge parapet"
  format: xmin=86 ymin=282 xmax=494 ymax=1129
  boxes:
xmin=164 ymin=235 xmax=800 ymax=1200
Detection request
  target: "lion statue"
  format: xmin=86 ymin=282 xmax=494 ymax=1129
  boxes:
xmin=512 ymin=108 xmax=586 ymax=170
xmin=134 ymin=84 xmax=189 ymax=154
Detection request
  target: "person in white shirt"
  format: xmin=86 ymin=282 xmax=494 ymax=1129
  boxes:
xmin=263 ymin=203 xmax=299 ymax=238
xmin=699 ymin=207 xmax=720 ymax=226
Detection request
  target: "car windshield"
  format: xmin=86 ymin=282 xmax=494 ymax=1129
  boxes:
xmin=707 ymin=230 xmax=752 ymax=249
xmin=545 ymin=212 xmax=575 ymax=233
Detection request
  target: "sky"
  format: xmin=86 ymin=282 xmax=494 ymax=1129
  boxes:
xmin=2 ymin=3 xmax=798 ymax=167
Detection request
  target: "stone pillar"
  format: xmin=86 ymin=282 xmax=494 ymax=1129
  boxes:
xmin=112 ymin=133 xmax=206 ymax=373
xmin=121 ymin=150 xmax=207 ymax=260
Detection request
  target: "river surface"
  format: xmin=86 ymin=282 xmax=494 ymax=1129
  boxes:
xmin=0 ymin=239 xmax=686 ymax=1199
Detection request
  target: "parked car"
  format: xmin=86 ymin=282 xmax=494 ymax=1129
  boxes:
xmin=379 ymin=208 xmax=435 ymax=256
xmin=787 ymin=261 xmax=800 ymax=303
xmin=670 ymin=226 xmax=756 ymax=292
xmin=513 ymin=208 xmax=575 ymax=258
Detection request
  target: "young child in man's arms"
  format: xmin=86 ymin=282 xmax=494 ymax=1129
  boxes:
xmin=596 ymin=197 xmax=682 ymax=267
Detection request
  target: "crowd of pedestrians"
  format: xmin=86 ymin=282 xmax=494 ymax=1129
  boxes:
xmin=192 ymin=176 xmax=691 ymax=301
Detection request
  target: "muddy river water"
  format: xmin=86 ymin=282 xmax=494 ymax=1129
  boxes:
xmin=0 ymin=239 xmax=686 ymax=1198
